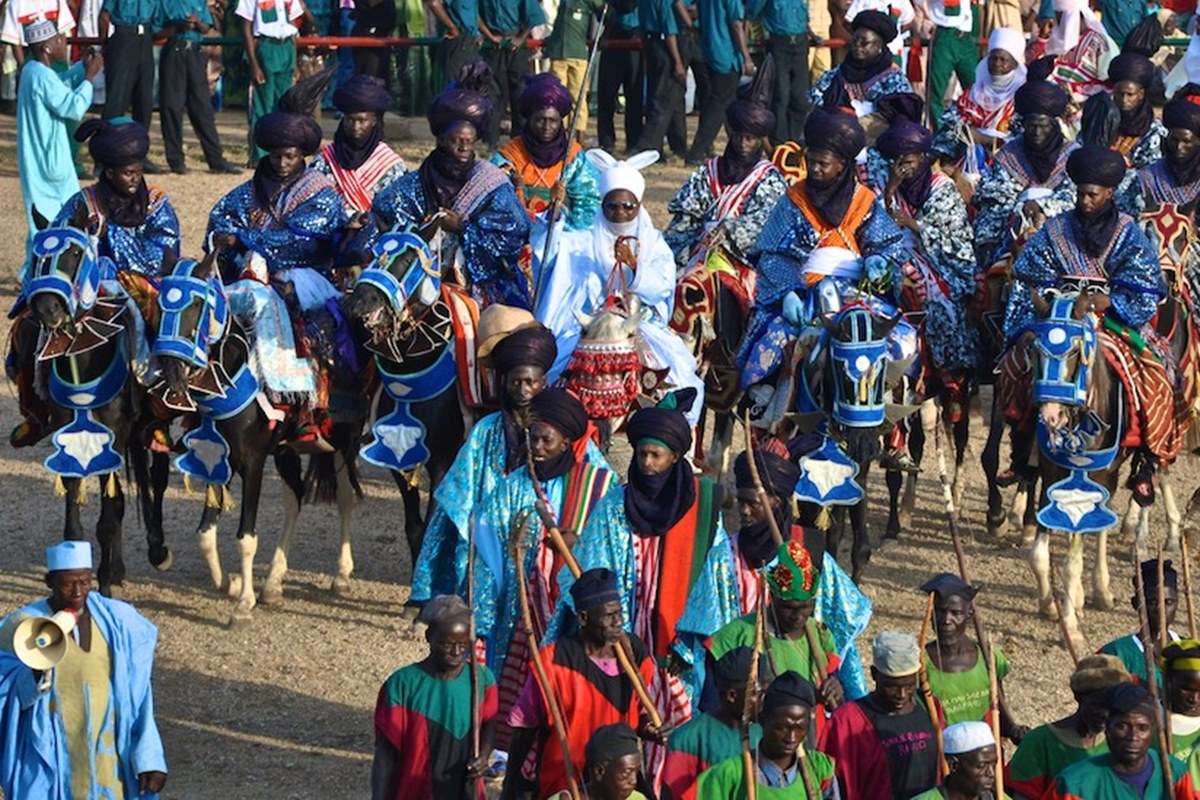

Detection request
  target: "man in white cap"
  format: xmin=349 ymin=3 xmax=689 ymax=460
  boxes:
xmin=911 ymin=721 xmax=1002 ymax=800
xmin=533 ymin=148 xmax=705 ymax=425
xmin=16 ymin=18 xmax=102 ymax=281
xmin=820 ymin=630 xmax=942 ymax=800
xmin=0 ymin=541 xmax=167 ymax=799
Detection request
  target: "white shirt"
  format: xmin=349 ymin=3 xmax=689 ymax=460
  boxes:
xmin=926 ymin=0 xmax=974 ymax=33
xmin=2 ymin=0 xmax=75 ymax=45
xmin=235 ymin=0 xmax=305 ymax=39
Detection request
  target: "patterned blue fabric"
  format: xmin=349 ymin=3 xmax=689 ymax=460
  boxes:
xmin=813 ymin=553 xmax=872 ymax=700
xmin=1124 ymin=159 xmax=1200 ymax=216
xmin=548 ymin=485 xmax=741 ymax=704
xmin=664 ymin=159 xmax=789 ymax=270
xmin=206 ymin=171 xmax=347 ymax=276
xmin=487 ymin=145 xmax=601 ymax=231
xmin=808 ymin=65 xmax=914 ymax=110
xmin=53 ymin=189 xmax=180 ymax=277
xmin=1005 ymin=213 xmax=1163 ymax=343
xmin=372 ymin=169 xmax=533 ymax=309
xmin=972 ymin=137 xmax=1077 ymax=268
xmin=1126 ymin=120 xmax=1166 ymax=170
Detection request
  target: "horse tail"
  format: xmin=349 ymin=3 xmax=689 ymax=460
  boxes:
xmin=126 ymin=437 xmax=153 ymax=527
xmin=303 ymin=449 xmax=364 ymax=505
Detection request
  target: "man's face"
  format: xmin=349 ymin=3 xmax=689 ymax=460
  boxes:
xmin=635 ymin=442 xmax=678 ymax=476
xmin=1165 ymin=128 xmax=1200 ymax=165
xmin=341 ymin=111 xmax=378 ymax=145
xmin=529 ymin=107 xmax=563 ymax=144
xmin=1106 ymin=710 xmax=1154 ymax=766
xmin=805 ymin=149 xmax=848 ymax=184
xmin=579 ymin=600 xmax=625 ymax=644
xmin=437 ymin=122 xmax=478 ymax=164
xmin=46 ymin=568 xmax=92 ymax=612
xmin=594 ymin=753 xmax=641 ymax=799
xmin=1169 ymin=670 xmax=1200 ymax=716
xmin=987 ymin=48 xmax=1018 ymax=78
xmin=772 ymin=597 xmax=816 ymax=636
xmin=1077 ymin=689 xmax=1111 ymax=734
xmin=726 ymin=129 xmax=764 ymax=162
xmin=427 ymin=619 xmax=471 ymax=672
xmin=104 ymin=163 xmax=144 ymax=196
xmin=269 ymin=146 xmax=305 ymax=179
xmin=736 ymin=487 xmax=775 ymax=527
xmin=891 ymin=153 xmax=924 ymax=182
xmin=872 ymin=669 xmax=917 ymax=713
xmin=529 ymin=420 xmax=569 ymax=463
xmin=603 ymin=189 xmax=640 ymax=225
xmin=934 ymin=594 xmax=972 ymax=641
xmin=849 ymin=27 xmax=883 ymax=62
xmin=503 ymin=365 xmax=546 ymax=408
xmin=760 ymin=705 xmax=810 ymax=759
xmin=1136 ymin=585 xmax=1179 ymax=634
xmin=1023 ymin=114 xmax=1059 ymax=149
xmin=1113 ymin=81 xmax=1146 ymax=115
xmin=1076 ymin=184 xmax=1115 ymax=217
xmin=950 ymin=747 xmax=998 ymax=795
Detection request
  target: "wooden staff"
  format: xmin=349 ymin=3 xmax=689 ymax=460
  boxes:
xmin=742 ymin=581 xmax=767 ymax=800
xmin=1134 ymin=537 xmax=1176 ymax=796
xmin=466 ymin=514 xmax=483 ymax=798
xmin=514 ymin=524 xmax=583 ymax=800
xmin=1182 ymin=534 xmax=1198 ymax=639
xmin=987 ymin=646 xmax=1005 ymax=800
xmin=1158 ymin=544 xmax=1169 ymax=651
xmin=1049 ymin=563 xmax=1082 ymax=666
xmin=917 ymin=592 xmax=948 ymax=778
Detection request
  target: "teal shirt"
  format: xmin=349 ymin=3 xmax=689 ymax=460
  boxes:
xmin=479 ymin=0 xmax=545 ymax=34
xmin=159 ymin=0 xmax=212 ymax=40
xmin=446 ymin=0 xmax=480 ymax=35
xmin=638 ymin=0 xmax=678 ymax=35
xmin=699 ymin=0 xmax=744 ymax=74
xmin=748 ymin=0 xmax=806 ymax=35
xmin=1098 ymin=0 xmax=1149 ymax=46
xmin=101 ymin=0 xmax=161 ymax=27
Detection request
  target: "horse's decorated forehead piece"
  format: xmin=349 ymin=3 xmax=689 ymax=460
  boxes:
xmin=1032 ymin=294 xmax=1096 ymax=407
xmin=361 ymin=231 xmax=440 ymax=312
xmin=154 ymin=259 xmax=228 ymax=368
xmin=26 ymin=226 xmax=104 ymax=317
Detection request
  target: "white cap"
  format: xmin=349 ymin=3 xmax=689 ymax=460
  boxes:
xmin=943 ymin=721 xmax=996 ymax=755
xmin=586 ymin=149 xmax=660 ymax=202
xmin=987 ymin=27 xmax=1026 ymax=66
xmin=23 ymin=19 xmax=57 ymax=44
xmin=47 ymin=541 xmax=92 ymax=572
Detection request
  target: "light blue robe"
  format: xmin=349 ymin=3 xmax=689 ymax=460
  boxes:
xmin=0 ymin=593 xmax=166 ymax=800
xmin=17 ymin=60 xmax=94 ymax=282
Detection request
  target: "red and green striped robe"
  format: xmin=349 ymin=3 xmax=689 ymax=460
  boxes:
xmin=661 ymin=712 xmax=761 ymax=800
xmin=373 ymin=663 xmax=498 ymax=800
xmin=1045 ymin=752 xmax=1196 ymax=800
xmin=1005 ymin=721 xmax=1107 ymax=800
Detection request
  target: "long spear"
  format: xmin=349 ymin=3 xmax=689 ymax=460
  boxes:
xmin=534 ymin=3 xmax=611 ymax=306
xmin=1182 ymin=534 xmax=1198 ymax=639
xmin=987 ymin=646 xmax=1006 ymax=800
xmin=466 ymin=511 xmax=483 ymax=798
xmin=917 ymin=592 xmax=947 ymax=779
xmin=1133 ymin=539 xmax=1176 ymax=795
xmin=742 ymin=581 xmax=767 ymax=800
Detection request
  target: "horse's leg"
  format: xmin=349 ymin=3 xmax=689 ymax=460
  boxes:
xmin=906 ymin=411 xmax=929 ymax=527
xmin=1092 ymin=523 xmax=1115 ymax=610
xmin=262 ymin=449 xmax=304 ymax=606
xmin=850 ymin=461 xmax=872 ymax=584
xmin=885 ymin=466 xmax=903 ymax=541
xmin=1184 ymin=484 xmax=1200 ymax=538
xmin=826 ymin=506 xmax=847 ymax=568
xmin=1064 ymin=529 xmax=1085 ymax=615
xmin=95 ymin=474 xmax=126 ymax=597
xmin=1123 ymin=494 xmax=1143 ymax=540
xmin=980 ymin=399 xmax=1007 ymax=538
xmin=62 ymin=477 xmax=85 ymax=541
xmin=1028 ymin=525 xmax=1054 ymax=617
xmin=951 ymin=409 xmax=970 ymax=513
xmin=197 ymin=489 xmax=225 ymax=591
xmin=1162 ymin=467 xmax=1183 ymax=553
xmin=229 ymin=453 xmax=267 ymax=624
xmin=131 ymin=443 xmax=173 ymax=571
xmin=332 ymin=451 xmax=359 ymax=597
xmin=393 ymin=471 xmax=426 ymax=571
xmin=1054 ymin=534 xmax=1088 ymax=655
xmin=1018 ymin=475 xmax=1040 ymax=548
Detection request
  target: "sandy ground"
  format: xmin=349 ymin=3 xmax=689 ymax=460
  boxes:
xmin=0 ymin=108 xmax=1186 ymax=798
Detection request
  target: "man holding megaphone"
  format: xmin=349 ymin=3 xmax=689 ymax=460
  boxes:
xmin=0 ymin=540 xmax=168 ymax=799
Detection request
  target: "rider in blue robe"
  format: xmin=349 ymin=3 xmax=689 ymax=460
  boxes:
xmin=807 ymin=10 xmax=915 ymax=123
xmin=53 ymin=118 xmax=180 ymax=277
xmin=372 ymin=64 xmax=532 ymax=309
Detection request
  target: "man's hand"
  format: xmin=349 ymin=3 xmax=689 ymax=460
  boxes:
xmin=446 ymin=23 xmax=460 ymax=37
xmin=212 ymin=232 xmax=239 ymax=251
xmin=438 ymin=211 xmax=466 ymax=234
xmin=818 ymin=674 xmax=845 ymax=710
xmin=1007 ymin=723 xmax=1030 ymax=744
xmin=615 ymin=238 xmax=638 ymax=269
xmin=1021 ymin=200 xmax=1046 ymax=229
xmin=554 ymin=528 xmax=579 ymax=550
xmin=466 ymin=754 xmax=489 ymax=780
xmin=638 ymin=719 xmax=674 ymax=743
xmin=139 ymin=771 xmax=168 ymax=794
xmin=672 ymin=59 xmax=687 ymax=84
xmin=550 ymin=180 xmax=566 ymax=205
xmin=84 ymin=51 xmax=104 ymax=80
xmin=741 ymin=54 xmax=755 ymax=77
xmin=251 ymin=63 xmax=266 ymax=85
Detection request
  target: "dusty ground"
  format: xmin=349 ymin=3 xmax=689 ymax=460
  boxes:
xmin=0 ymin=108 xmax=1185 ymax=798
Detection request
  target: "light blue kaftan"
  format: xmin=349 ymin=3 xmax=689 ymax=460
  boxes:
xmin=18 ymin=60 xmax=94 ymax=282
xmin=0 ymin=593 xmax=166 ymax=800
xmin=410 ymin=411 xmax=607 ymax=604
xmin=372 ymin=163 xmax=533 ymax=309
xmin=488 ymin=144 xmax=601 ymax=231
xmin=548 ymin=485 xmax=741 ymax=703
xmin=1004 ymin=211 xmax=1163 ymax=344
xmin=54 ymin=186 xmax=181 ymax=277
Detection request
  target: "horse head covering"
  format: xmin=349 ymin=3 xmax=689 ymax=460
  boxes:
xmin=428 ymin=59 xmax=493 ymax=137
xmin=586 ymin=148 xmax=660 ymax=201
xmin=1047 ymin=0 xmax=1107 ymax=56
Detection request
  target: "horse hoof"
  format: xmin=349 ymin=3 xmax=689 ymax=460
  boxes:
xmin=1039 ymin=599 xmax=1056 ymax=619
xmin=152 ymin=547 xmax=173 ymax=572
xmin=227 ymin=608 xmax=255 ymax=627
xmin=226 ymin=574 xmax=243 ymax=599
xmin=1020 ymin=525 xmax=1038 ymax=549
xmin=1091 ymin=592 xmax=1115 ymax=611
xmin=1165 ymin=537 xmax=1182 ymax=554
xmin=332 ymin=577 xmax=353 ymax=598
xmin=260 ymin=583 xmax=284 ymax=606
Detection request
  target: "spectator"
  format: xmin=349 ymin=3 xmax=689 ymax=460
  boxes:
xmin=674 ymin=0 xmax=707 ymax=156
xmin=926 ymin=0 xmax=981 ymax=128
xmin=544 ymin=0 xmax=603 ymax=138
xmin=237 ymin=0 xmax=310 ymax=163
xmin=478 ymin=0 xmax=546 ymax=146
xmin=352 ymin=0 xmax=395 ymax=82
xmin=633 ymin=0 xmax=686 ymax=158
xmin=99 ymin=0 xmax=164 ymax=173
xmin=596 ymin=0 xmax=642 ymax=154
xmin=748 ymin=0 xmax=812 ymax=144
xmin=424 ymin=0 xmax=482 ymax=86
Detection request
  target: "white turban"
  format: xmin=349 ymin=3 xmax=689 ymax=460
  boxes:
xmin=1047 ymin=0 xmax=1106 ymax=56
xmin=988 ymin=27 xmax=1026 ymax=66
xmin=586 ymin=149 xmax=660 ymax=202
xmin=943 ymin=721 xmax=996 ymax=755
xmin=971 ymin=27 xmax=1028 ymax=116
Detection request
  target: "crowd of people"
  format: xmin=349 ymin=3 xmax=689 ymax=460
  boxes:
xmin=9 ymin=0 xmax=1200 ymax=796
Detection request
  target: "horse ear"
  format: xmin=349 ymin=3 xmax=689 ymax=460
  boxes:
xmin=161 ymin=249 xmax=178 ymax=275
xmin=32 ymin=207 xmax=50 ymax=231
xmin=1031 ymin=290 xmax=1051 ymax=318
xmin=574 ymin=308 xmax=594 ymax=328
xmin=71 ymin=201 xmax=90 ymax=233
xmin=874 ymin=313 xmax=901 ymax=339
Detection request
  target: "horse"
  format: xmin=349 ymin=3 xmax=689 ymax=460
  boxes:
xmin=341 ymin=229 xmax=467 ymax=566
xmin=152 ymin=249 xmax=366 ymax=622
xmin=19 ymin=204 xmax=167 ymax=596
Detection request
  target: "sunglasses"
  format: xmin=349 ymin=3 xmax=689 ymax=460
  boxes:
xmin=604 ymin=200 xmax=639 ymax=212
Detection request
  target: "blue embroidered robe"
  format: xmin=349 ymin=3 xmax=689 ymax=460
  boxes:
xmin=53 ymin=186 xmax=181 ymax=277
xmin=0 ymin=593 xmax=166 ymax=800
xmin=807 ymin=65 xmax=914 ymax=113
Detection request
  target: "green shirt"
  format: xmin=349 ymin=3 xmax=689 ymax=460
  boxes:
xmin=698 ymin=749 xmax=837 ymax=798
xmin=910 ymin=791 xmax=1012 ymax=800
xmin=923 ymin=644 xmax=1010 ymax=727
xmin=545 ymin=0 xmax=603 ymax=59
xmin=1006 ymin=722 xmax=1107 ymax=800
xmin=1172 ymin=714 xmax=1200 ymax=762
xmin=710 ymin=614 xmax=837 ymax=686
xmin=1099 ymin=633 xmax=1176 ymax=692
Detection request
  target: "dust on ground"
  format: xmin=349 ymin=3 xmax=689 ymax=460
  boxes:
xmin=0 ymin=109 xmax=1175 ymax=799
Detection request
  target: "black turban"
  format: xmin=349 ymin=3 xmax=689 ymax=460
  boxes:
xmin=1138 ymin=558 xmax=1179 ymax=591
xmin=1108 ymin=52 xmax=1156 ymax=88
xmin=876 ymin=118 xmax=933 ymax=159
xmin=75 ymin=117 xmax=149 ymax=168
xmin=1067 ymin=145 xmax=1127 ymax=188
xmin=733 ymin=449 xmax=800 ymax=499
xmin=489 ymin=325 xmax=557 ymax=375
xmin=726 ymin=98 xmax=776 ymax=137
xmin=712 ymin=646 xmax=775 ymax=688
xmin=333 ymin=74 xmax=391 ymax=114
xmin=762 ymin=671 xmax=817 ymax=713
xmin=571 ymin=567 xmax=620 ymax=611
xmin=875 ymin=92 xmax=925 ymax=124
xmin=428 ymin=59 xmax=493 ymax=138
xmin=1014 ymin=80 xmax=1070 ymax=118
xmin=625 ymin=388 xmax=696 ymax=454
xmin=804 ymin=107 xmax=866 ymax=162
xmin=584 ymin=723 xmax=641 ymax=768
xmin=518 ymin=72 xmax=573 ymax=117
xmin=1104 ymin=682 xmax=1155 ymax=717
xmin=1164 ymin=85 xmax=1200 ymax=134
xmin=530 ymin=388 xmax=588 ymax=442
xmin=920 ymin=572 xmax=979 ymax=602
xmin=254 ymin=111 xmax=323 ymax=156
xmin=851 ymin=9 xmax=898 ymax=44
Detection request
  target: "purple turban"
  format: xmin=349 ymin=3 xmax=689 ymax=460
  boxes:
xmin=531 ymin=388 xmax=588 ymax=442
xmin=518 ymin=72 xmax=573 ymax=118
xmin=876 ymin=118 xmax=933 ymax=158
xmin=726 ymin=98 xmax=776 ymax=136
xmin=1067 ymin=144 xmax=1126 ymax=188
xmin=875 ymin=92 xmax=925 ymax=124
xmin=1164 ymin=85 xmax=1200 ymax=134
xmin=1014 ymin=80 xmax=1069 ymax=117
xmin=254 ymin=111 xmax=323 ymax=156
xmin=75 ymin=117 xmax=149 ymax=168
xmin=333 ymin=74 xmax=391 ymax=114
xmin=428 ymin=60 xmax=493 ymax=138
xmin=804 ymin=107 xmax=866 ymax=161
xmin=1107 ymin=52 xmax=1155 ymax=88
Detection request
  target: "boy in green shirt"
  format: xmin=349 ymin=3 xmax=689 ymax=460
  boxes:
xmin=545 ymin=0 xmax=603 ymax=137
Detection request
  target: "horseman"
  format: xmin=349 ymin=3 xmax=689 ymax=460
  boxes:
xmin=664 ymin=62 xmax=787 ymax=273
xmin=490 ymin=72 xmax=600 ymax=231
xmin=372 ymin=62 xmax=532 ymax=309
xmin=1001 ymin=144 xmax=1171 ymax=506
xmin=534 ymin=149 xmax=705 ymax=424
xmin=55 ymin=117 xmax=181 ymax=277
xmin=972 ymin=80 xmax=1076 ymax=276
xmin=1106 ymin=51 xmax=1165 ymax=169
xmin=736 ymin=107 xmax=907 ymax=423
xmin=869 ymin=118 xmax=977 ymax=414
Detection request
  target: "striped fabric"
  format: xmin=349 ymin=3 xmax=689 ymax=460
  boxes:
xmin=320 ymin=142 xmax=404 ymax=213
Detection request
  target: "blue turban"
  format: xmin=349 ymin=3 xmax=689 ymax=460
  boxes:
xmin=75 ymin=116 xmax=149 ymax=167
xmin=333 ymin=74 xmax=391 ymax=114
xmin=254 ymin=111 xmax=323 ymax=156
xmin=518 ymin=72 xmax=573 ymax=118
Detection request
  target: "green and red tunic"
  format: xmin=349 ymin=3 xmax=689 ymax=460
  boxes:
xmin=1005 ymin=720 xmax=1107 ymax=800
xmin=1045 ymin=752 xmax=1196 ymax=800
xmin=661 ymin=712 xmax=761 ymax=800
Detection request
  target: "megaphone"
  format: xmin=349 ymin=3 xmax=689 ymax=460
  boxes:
xmin=0 ymin=610 xmax=77 ymax=670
